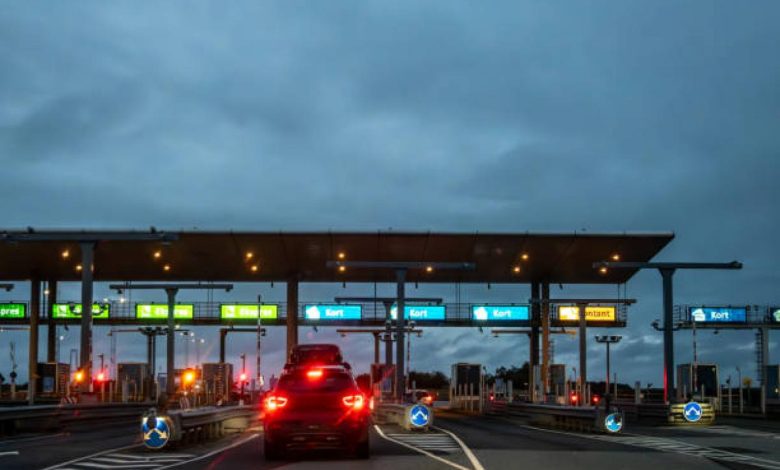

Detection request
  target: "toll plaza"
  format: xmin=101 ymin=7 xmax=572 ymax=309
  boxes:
xmin=0 ymin=229 xmax=672 ymax=407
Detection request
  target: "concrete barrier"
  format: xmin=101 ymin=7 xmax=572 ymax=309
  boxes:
xmin=373 ymin=403 xmax=433 ymax=431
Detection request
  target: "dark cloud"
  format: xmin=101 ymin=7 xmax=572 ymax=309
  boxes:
xmin=1 ymin=1 xmax=779 ymax=386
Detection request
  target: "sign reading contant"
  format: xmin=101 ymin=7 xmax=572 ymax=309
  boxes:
xmin=136 ymin=304 xmax=194 ymax=320
xmin=220 ymin=304 xmax=278 ymax=320
xmin=472 ymin=305 xmax=530 ymax=321
xmin=52 ymin=303 xmax=110 ymax=319
xmin=558 ymin=306 xmax=616 ymax=322
xmin=689 ymin=307 xmax=746 ymax=323
xmin=0 ymin=303 xmax=26 ymax=319
xmin=304 ymin=304 xmax=362 ymax=320
xmin=390 ymin=305 xmax=446 ymax=321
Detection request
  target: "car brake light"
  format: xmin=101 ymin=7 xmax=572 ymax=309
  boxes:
xmin=369 ymin=396 xmax=375 ymax=411
xmin=342 ymin=394 xmax=365 ymax=410
xmin=265 ymin=396 xmax=288 ymax=412
xmin=306 ymin=369 xmax=323 ymax=380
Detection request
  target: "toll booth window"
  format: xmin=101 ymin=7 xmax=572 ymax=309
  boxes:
xmin=278 ymin=373 xmax=354 ymax=392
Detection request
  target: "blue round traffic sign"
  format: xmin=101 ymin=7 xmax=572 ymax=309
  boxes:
xmin=142 ymin=416 xmax=171 ymax=449
xmin=604 ymin=413 xmax=623 ymax=433
xmin=683 ymin=402 xmax=703 ymax=423
xmin=409 ymin=404 xmax=431 ymax=428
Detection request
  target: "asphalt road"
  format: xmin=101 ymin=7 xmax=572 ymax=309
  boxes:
xmin=3 ymin=411 xmax=780 ymax=469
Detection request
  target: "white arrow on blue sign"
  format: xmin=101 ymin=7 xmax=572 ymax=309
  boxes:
xmin=604 ymin=413 xmax=623 ymax=433
xmin=683 ymin=402 xmax=703 ymax=422
xmin=409 ymin=404 xmax=430 ymax=427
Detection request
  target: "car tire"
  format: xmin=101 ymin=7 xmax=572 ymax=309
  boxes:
xmin=354 ymin=437 xmax=370 ymax=459
xmin=264 ymin=438 xmax=282 ymax=460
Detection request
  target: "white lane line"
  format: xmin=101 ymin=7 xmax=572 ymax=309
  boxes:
xmin=155 ymin=433 xmax=260 ymax=469
xmin=0 ymin=433 xmax=67 ymax=445
xmin=374 ymin=425 xmax=472 ymax=470
xmin=433 ymin=426 xmax=486 ymax=470
xmin=42 ymin=443 xmax=142 ymax=470
xmin=0 ymin=450 xmax=20 ymax=457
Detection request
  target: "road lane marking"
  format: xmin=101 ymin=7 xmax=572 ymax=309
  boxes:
xmin=433 ymin=425 xmax=486 ymax=470
xmin=521 ymin=424 xmax=780 ymax=470
xmin=374 ymin=425 xmax=472 ymax=470
xmin=0 ymin=450 xmax=20 ymax=457
xmin=42 ymin=443 xmax=142 ymax=470
xmin=0 ymin=433 xmax=67 ymax=446
xmin=155 ymin=433 xmax=260 ymax=469
xmin=385 ymin=433 xmax=461 ymax=452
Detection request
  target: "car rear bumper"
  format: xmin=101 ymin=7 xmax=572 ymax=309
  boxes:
xmin=265 ymin=417 xmax=369 ymax=450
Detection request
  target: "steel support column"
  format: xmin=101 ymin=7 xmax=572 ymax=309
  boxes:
xmin=660 ymin=268 xmax=675 ymax=403
xmin=286 ymin=278 xmax=299 ymax=361
xmin=165 ymin=288 xmax=178 ymax=396
xmin=79 ymin=242 xmax=95 ymax=390
xmin=530 ymin=282 xmax=540 ymax=401
xmin=384 ymin=302 xmax=393 ymax=367
xmin=541 ymin=282 xmax=550 ymax=398
xmin=761 ymin=326 xmax=769 ymax=415
xmin=577 ymin=302 xmax=587 ymax=406
xmin=46 ymin=281 xmax=58 ymax=363
xmin=395 ymin=269 xmax=407 ymax=401
xmin=28 ymin=279 xmax=41 ymax=405
xmin=373 ymin=332 xmax=380 ymax=364
xmin=220 ymin=329 xmax=228 ymax=363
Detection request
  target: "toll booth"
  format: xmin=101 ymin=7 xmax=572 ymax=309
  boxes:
xmin=371 ymin=363 xmax=395 ymax=400
xmin=677 ymin=363 xmax=720 ymax=403
xmin=450 ymin=363 xmax=483 ymax=411
xmin=202 ymin=363 xmax=233 ymax=402
xmin=36 ymin=362 xmax=70 ymax=396
xmin=118 ymin=363 xmax=148 ymax=401
xmin=767 ymin=365 xmax=779 ymax=400
xmin=550 ymin=364 xmax=567 ymax=400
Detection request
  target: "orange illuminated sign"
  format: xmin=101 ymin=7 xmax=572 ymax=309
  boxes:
xmin=558 ymin=306 xmax=616 ymax=322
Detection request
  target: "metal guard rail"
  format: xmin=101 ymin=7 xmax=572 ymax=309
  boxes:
xmin=0 ymin=403 xmax=154 ymax=434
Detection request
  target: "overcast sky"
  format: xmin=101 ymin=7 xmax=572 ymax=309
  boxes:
xmin=1 ymin=1 xmax=779 ymax=389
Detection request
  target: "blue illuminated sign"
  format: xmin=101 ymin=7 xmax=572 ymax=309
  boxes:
xmin=409 ymin=404 xmax=431 ymax=428
xmin=390 ymin=305 xmax=446 ymax=321
xmin=690 ymin=307 xmax=746 ymax=323
xmin=304 ymin=304 xmax=362 ymax=320
xmin=142 ymin=416 xmax=171 ymax=449
xmin=472 ymin=305 xmax=530 ymax=321
xmin=604 ymin=413 xmax=623 ymax=433
xmin=683 ymin=402 xmax=703 ymax=422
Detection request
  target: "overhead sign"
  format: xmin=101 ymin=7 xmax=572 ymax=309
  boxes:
xmin=690 ymin=307 xmax=746 ymax=323
xmin=390 ymin=305 xmax=446 ymax=321
xmin=770 ymin=308 xmax=780 ymax=323
xmin=220 ymin=304 xmax=278 ymax=320
xmin=52 ymin=303 xmax=110 ymax=319
xmin=472 ymin=305 xmax=529 ymax=321
xmin=0 ymin=303 xmax=26 ymax=319
xmin=558 ymin=306 xmax=616 ymax=322
xmin=136 ymin=304 xmax=194 ymax=320
xmin=304 ymin=304 xmax=362 ymax=320
xmin=409 ymin=404 xmax=431 ymax=428
xmin=683 ymin=401 xmax=703 ymax=423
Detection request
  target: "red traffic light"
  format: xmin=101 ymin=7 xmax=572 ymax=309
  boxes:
xmin=239 ymin=372 xmax=248 ymax=383
xmin=592 ymin=395 xmax=600 ymax=405
xmin=96 ymin=372 xmax=106 ymax=382
xmin=570 ymin=393 xmax=579 ymax=404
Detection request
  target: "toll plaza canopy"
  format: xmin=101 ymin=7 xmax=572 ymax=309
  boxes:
xmin=0 ymin=230 xmax=674 ymax=284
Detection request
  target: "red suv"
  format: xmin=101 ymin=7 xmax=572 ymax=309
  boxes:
xmin=263 ymin=364 xmax=371 ymax=459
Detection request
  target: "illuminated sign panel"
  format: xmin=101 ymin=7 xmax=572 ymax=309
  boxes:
xmin=304 ymin=304 xmax=362 ymax=320
xmin=0 ymin=303 xmax=26 ymax=319
xmin=52 ymin=303 xmax=110 ymax=319
xmin=558 ymin=306 xmax=616 ymax=322
xmin=689 ymin=307 xmax=746 ymax=323
xmin=390 ymin=305 xmax=446 ymax=321
xmin=136 ymin=304 xmax=194 ymax=320
xmin=472 ymin=305 xmax=530 ymax=321
xmin=220 ymin=304 xmax=278 ymax=320
xmin=772 ymin=308 xmax=780 ymax=323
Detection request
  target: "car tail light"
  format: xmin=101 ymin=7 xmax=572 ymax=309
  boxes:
xmin=369 ymin=396 xmax=375 ymax=411
xmin=342 ymin=394 xmax=365 ymax=411
xmin=306 ymin=369 xmax=323 ymax=380
xmin=265 ymin=395 xmax=288 ymax=412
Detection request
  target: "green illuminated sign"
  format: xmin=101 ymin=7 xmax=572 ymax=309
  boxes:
xmin=52 ymin=303 xmax=110 ymax=319
xmin=220 ymin=304 xmax=278 ymax=320
xmin=0 ymin=303 xmax=26 ymax=319
xmin=136 ymin=304 xmax=194 ymax=320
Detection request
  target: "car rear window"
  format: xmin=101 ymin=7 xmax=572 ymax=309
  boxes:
xmin=277 ymin=372 xmax=355 ymax=392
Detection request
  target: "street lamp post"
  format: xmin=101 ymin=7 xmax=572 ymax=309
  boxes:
xmin=595 ymin=335 xmax=622 ymax=407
